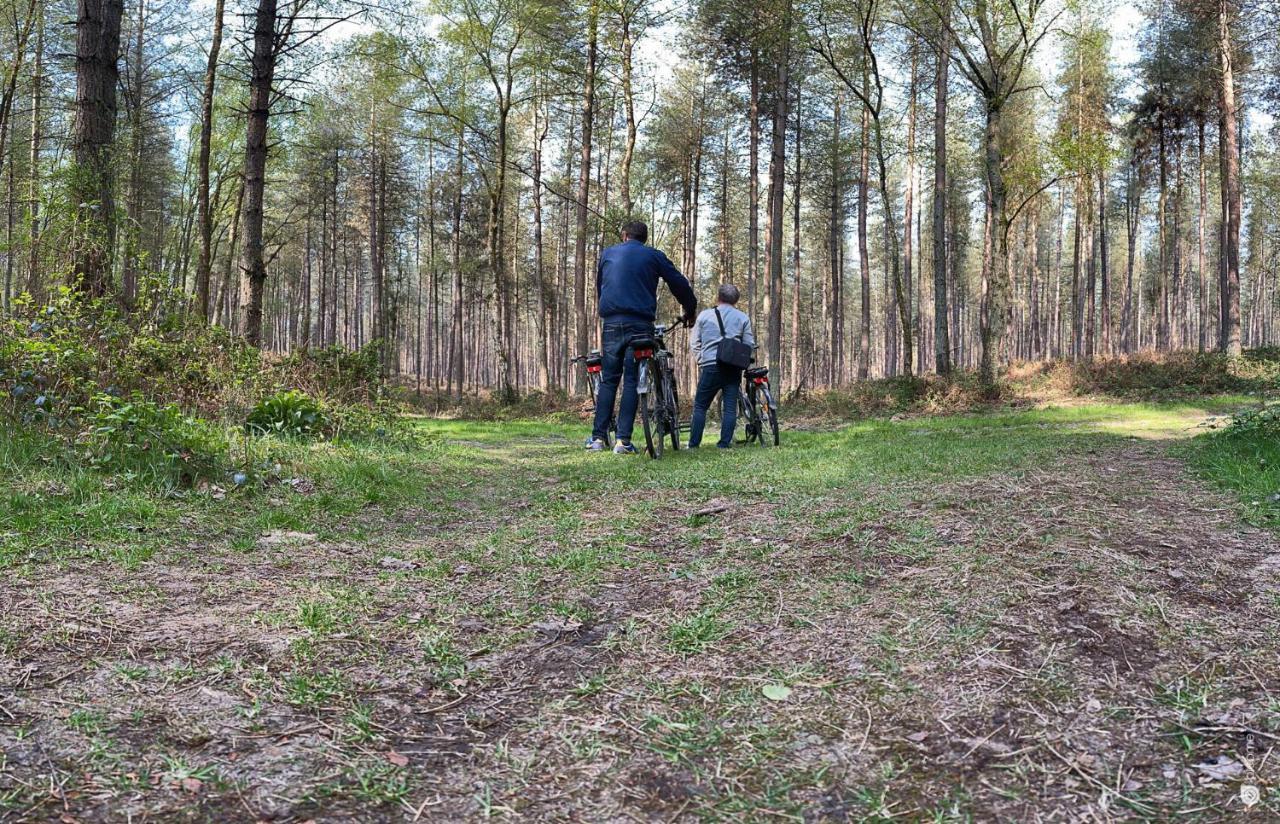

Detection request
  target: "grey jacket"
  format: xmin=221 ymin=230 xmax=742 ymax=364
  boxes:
xmin=691 ymin=304 xmax=755 ymax=366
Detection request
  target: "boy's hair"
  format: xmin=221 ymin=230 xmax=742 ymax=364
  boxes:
xmin=717 ymin=283 xmax=741 ymax=305
xmin=620 ymin=220 xmax=649 ymax=243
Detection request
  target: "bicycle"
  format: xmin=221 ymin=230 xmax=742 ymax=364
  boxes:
xmin=571 ymin=349 xmax=613 ymax=447
xmin=737 ymin=361 xmax=780 ymax=447
xmin=631 ymin=317 xmax=689 ymax=459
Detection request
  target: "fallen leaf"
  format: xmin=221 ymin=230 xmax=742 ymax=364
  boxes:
xmin=761 ymin=684 xmax=792 ymax=701
xmin=379 ymin=556 xmax=417 ymax=571
xmin=906 ymin=731 xmax=929 ymax=743
xmin=180 ymin=777 xmax=203 ymax=793
xmin=385 ymin=750 xmax=409 ymax=767
xmin=1085 ymin=698 xmax=1102 ymax=713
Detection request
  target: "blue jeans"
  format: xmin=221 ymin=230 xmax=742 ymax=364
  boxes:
xmin=688 ymin=363 xmax=741 ymax=448
xmin=592 ymin=320 xmax=654 ymax=443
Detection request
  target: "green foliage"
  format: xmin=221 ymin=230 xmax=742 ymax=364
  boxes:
xmin=247 ymin=390 xmax=326 ymax=437
xmin=1215 ymin=403 xmax=1280 ymax=440
xmin=0 ymin=291 xmax=400 ymax=486
xmin=81 ymin=393 xmax=227 ymax=487
xmin=1188 ymin=401 xmax=1280 ymax=528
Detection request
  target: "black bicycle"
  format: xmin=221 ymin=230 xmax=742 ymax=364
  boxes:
xmin=571 ymin=349 xmax=613 ymax=447
xmin=631 ymin=318 xmax=689 ymax=459
xmin=737 ymin=363 xmax=780 ymax=447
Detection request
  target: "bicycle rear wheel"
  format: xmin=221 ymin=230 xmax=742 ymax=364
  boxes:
xmin=738 ymin=390 xmax=760 ymax=445
xmin=639 ymin=365 xmax=662 ymax=459
xmin=759 ymin=386 xmax=780 ymax=446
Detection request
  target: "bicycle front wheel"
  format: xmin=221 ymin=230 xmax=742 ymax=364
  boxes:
xmin=665 ymin=371 xmax=681 ymax=452
xmin=738 ymin=391 xmax=760 ymax=445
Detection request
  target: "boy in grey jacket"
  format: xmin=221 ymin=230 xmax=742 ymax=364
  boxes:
xmin=688 ymin=284 xmax=755 ymax=448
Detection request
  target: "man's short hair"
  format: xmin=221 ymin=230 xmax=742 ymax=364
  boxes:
xmin=717 ymin=283 xmax=741 ymax=305
xmin=621 ymin=220 xmax=648 ymax=244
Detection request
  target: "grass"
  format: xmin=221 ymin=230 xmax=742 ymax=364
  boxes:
xmin=3 ymin=394 xmax=1278 ymax=820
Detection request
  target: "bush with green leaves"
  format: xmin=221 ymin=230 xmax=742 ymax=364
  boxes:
xmin=80 ymin=393 xmax=227 ymax=486
xmin=246 ymin=390 xmax=327 ymax=437
xmin=1217 ymin=404 xmax=1280 ymax=440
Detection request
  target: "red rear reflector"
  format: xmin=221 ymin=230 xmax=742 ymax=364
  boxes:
xmin=634 ymin=349 xmax=653 ymax=359
xmin=753 ymin=377 xmax=767 ymax=385
xmin=587 ymin=365 xmax=601 ymax=373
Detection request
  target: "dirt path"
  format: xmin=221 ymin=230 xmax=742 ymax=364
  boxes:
xmin=2 ymin=431 xmax=1277 ymax=821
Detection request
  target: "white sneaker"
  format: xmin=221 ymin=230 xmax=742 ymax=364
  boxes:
xmin=613 ymin=442 xmax=638 ymax=455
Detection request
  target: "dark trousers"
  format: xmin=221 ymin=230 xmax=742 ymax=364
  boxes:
xmin=688 ymin=363 xmax=741 ymax=448
xmin=592 ymin=320 xmax=654 ymax=443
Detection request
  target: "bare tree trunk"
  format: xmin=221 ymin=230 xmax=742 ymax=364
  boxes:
xmin=239 ymin=0 xmax=277 ymax=345
xmin=122 ymin=0 xmax=146 ymax=303
xmin=932 ymin=0 xmax=951 ymax=374
xmin=857 ymin=98 xmax=871 ymax=381
xmin=902 ymin=44 xmax=918 ymax=376
xmin=1218 ymin=0 xmax=1242 ymax=356
xmin=24 ymin=2 xmax=42 ymax=301
xmin=763 ymin=4 xmax=791 ymax=376
xmin=195 ymin=0 xmax=225 ymax=320
xmin=531 ymin=93 xmax=550 ymax=392
xmin=71 ymin=0 xmax=125 ymax=297
xmin=449 ymin=129 xmax=465 ymax=399
xmin=1098 ymin=170 xmax=1110 ymax=355
xmin=748 ymin=51 xmax=760 ymax=331
xmin=789 ymin=77 xmax=803 ymax=391
xmin=619 ymin=4 xmax=636 ymax=216
xmin=573 ymin=0 xmax=598 ymax=393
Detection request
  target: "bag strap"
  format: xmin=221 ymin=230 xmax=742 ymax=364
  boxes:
xmin=714 ymin=307 xmax=741 ymax=341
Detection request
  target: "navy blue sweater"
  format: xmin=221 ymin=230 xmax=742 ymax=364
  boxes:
xmin=596 ymin=240 xmax=698 ymax=323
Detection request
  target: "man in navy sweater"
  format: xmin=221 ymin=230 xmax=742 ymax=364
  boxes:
xmin=588 ymin=221 xmax=698 ymax=453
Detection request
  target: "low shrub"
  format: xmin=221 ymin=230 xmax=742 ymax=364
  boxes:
xmin=247 ymin=390 xmax=327 ymax=437
xmin=80 ymin=393 xmax=227 ymax=487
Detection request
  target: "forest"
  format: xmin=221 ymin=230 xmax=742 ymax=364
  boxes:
xmin=0 ymin=0 xmax=1270 ymax=398
xmin=5 ymin=0 xmax=1280 ymax=820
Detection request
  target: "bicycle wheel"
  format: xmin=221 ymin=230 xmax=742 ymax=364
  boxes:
xmin=737 ymin=390 xmax=760 ymax=445
xmin=638 ymin=364 xmax=662 ymax=458
xmin=665 ymin=370 xmax=681 ymax=452
xmin=759 ymin=385 xmax=780 ymax=446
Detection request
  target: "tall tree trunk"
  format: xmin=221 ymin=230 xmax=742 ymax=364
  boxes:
xmin=1197 ymin=120 xmax=1207 ymax=352
xmin=1218 ymin=0 xmax=1242 ymax=356
xmin=619 ymin=4 xmax=636 ymax=216
xmin=449 ymin=130 xmax=464 ymax=399
xmin=25 ymin=1 xmax=43 ymax=299
xmin=857 ymin=97 xmax=871 ymax=381
xmin=1098 ymin=170 xmax=1110 ymax=355
xmin=902 ymin=44 xmax=918 ymax=375
xmin=239 ymin=0 xmax=277 ymax=346
xmin=979 ymin=105 xmax=1010 ymax=390
xmin=71 ymin=0 xmax=125 ymax=297
xmin=748 ymin=51 xmax=760 ymax=331
xmin=122 ymin=0 xmax=146 ymax=303
xmin=827 ymin=94 xmax=843 ymax=386
xmin=195 ymin=0 xmax=225 ymax=320
xmin=932 ymin=0 xmax=951 ymax=374
xmin=573 ymin=0 xmax=598 ymax=393
xmin=763 ymin=3 xmax=792 ymax=376
xmin=532 ymin=94 xmax=550 ymax=392
xmin=789 ymin=78 xmax=803 ymax=391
